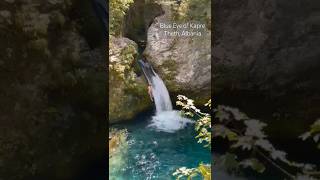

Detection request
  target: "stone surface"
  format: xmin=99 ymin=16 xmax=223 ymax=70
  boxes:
xmin=144 ymin=1 xmax=211 ymax=103
xmin=123 ymin=0 xmax=163 ymax=44
xmin=109 ymin=36 xmax=151 ymax=123
xmin=213 ymin=0 xmax=320 ymax=96
xmin=213 ymin=0 xmax=320 ymax=137
xmin=0 ymin=0 xmax=106 ymax=179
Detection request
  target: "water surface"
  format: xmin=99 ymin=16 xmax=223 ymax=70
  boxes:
xmin=109 ymin=110 xmax=211 ymax=180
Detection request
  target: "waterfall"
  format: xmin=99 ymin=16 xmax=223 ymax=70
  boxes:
xmin=138 ymin=59 xmax=172 ymax=113
xmin=150 ymin=74 xmax=173 ymax=114
xmin=138 ymin=59 xmax=192 ymax=133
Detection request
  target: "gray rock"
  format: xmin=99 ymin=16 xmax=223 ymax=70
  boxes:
xmin=109 ymin=36 xmax=151 ymax=123
xmin=0 ymin=1 xmax=106 ymax=179
xmin=4 ymin=0 xmax=15 ymax=3
xmin=144 ymin=2 xmax=211 ymax=103
xmin=0 ymin=10 xmax=12 ymax=24
xmin=213 ymin=0 xmax=320 ymax=96
xmin=0 ymin=10 xmax=11 ymax=18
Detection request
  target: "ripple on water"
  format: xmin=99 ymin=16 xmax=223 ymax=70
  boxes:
xmin=109 ymin=110 xmax=210 ymax=180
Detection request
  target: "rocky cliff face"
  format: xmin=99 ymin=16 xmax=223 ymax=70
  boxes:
xmin=213 ymin=0 xmax=320 ymax=136
xmin=144 ymin=0 xmax=212 ymax=103
xmin=109 ymin=0 xmax=211 ymax=119
xmin=213 ymin=0 xmax=320 ymax=96
xmin=0 ymin=0 xmax=106 ymax=179
xmin=109 ymin=36 xmax=151 ymax=123
xmin=123 ymin=0 xmax=163 ymax=45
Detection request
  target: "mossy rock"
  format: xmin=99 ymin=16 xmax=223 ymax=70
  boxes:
xmin=144 ymin=1 xmax=211 ymax=102
xmin=109 ymin=36 xmax=151 ymax=123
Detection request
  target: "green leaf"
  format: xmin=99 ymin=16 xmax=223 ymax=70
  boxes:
xmin=198 ymin=164 xmax=211 ymax=180
xmin=244 ymin=119 xmax=267 ymax=138
xmin=239 ymin=158 xmax=266 ymax=173
xmin=310 ymin=119 xmax=320 ymax=134
xmin=46 ymin=107 xmax=58 ymax=113
xmin=227 ymin=131 xmax=238 ymax=141
xmin=299 ymin=132 xmax=311 ymax=141
xmin=213 ymin=125 xmax=238 ymax=141
xmin=313 ymin=134 xmax=320 ymax=143
xmin=231 ymin=136 xmax=253 ymax=150
xmin=221 ymin=153 xmax=239 ymax=170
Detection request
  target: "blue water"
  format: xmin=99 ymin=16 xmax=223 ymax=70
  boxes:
xmin=110 ymin=110 xmax=211 ymax=180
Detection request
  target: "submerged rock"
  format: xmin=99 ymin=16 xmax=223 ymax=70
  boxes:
xmin=109 ymin=129 xmax=128 ymax=157
xmin=109 ymin=129 xmax=128 ymax=179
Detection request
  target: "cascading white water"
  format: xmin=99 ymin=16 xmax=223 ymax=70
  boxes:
xmin=150 ymin=74 xmax=172 ymax=114
xmin=145 ymin=67 xmax=193 ymax=133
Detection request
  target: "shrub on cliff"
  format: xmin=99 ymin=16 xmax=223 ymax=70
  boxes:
xmin=109 ymin=0 xmax=133 ymax=36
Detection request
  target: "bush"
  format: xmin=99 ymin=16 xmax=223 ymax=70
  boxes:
xmin=109 ymin=0 xmax=133 ymax=36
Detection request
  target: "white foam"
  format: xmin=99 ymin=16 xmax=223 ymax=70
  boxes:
xmin=144 ymin=65 xmax=192 ymax=132
xmin=148 ymin=110 xmax=194 ymax=133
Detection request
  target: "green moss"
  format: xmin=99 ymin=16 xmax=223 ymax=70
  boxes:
xmin=170 ymin=0 xmax=211 ymax=28
xmin=109 ymin=0 xmax=134 ymax=36
xmin=120 ymin=44 xmax=137 ymax=57
xmin=109 ymin=38 xmax=151 ymax=123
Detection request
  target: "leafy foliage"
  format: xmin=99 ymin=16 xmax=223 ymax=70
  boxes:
xmin=214 ymin=105 xmax=320 ymax=179
xmin=173 ymin=95 xmax=211 ymax=179
xmin=177 ymin=95 xmax=211 ymax=148
xmin=169 ymin=0 xmax=211 ymax=28
xmin=109 ymin=0 xmax=133 ymax=36
xmin=300 ymin=119 xmax=320 ymax=149
xmin=109 ymin=37 xmax=138 ymax=89
xmin=239 ymin=158 xmax=266 ymax=173
xmin=173 ymin=163 xmax=211 ymax=180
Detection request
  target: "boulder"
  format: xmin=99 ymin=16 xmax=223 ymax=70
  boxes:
xmin=109 ymin=36 xmax=151 ymax=123
xmin=144 ymin=0 xmax=211 ymax=103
